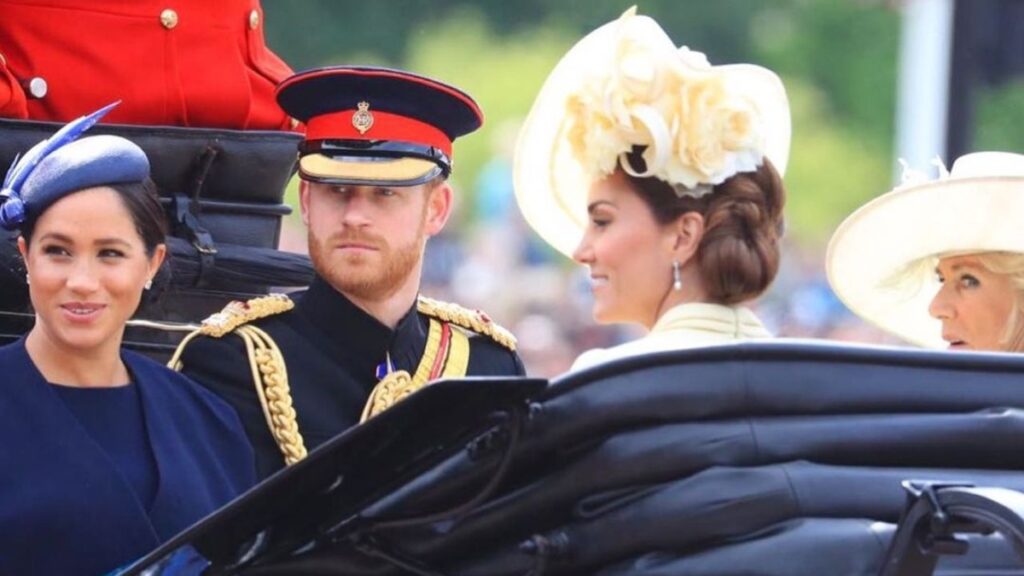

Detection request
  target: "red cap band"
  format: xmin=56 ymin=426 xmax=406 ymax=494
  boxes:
xmin=305 ymin=110 xmax=453 ymax=157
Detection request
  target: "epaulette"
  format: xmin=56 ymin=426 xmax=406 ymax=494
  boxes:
xmin=168 ymin=292 xmax=307 ymax=467
xmin=416 ymin=296 xmax=517 ymax=351
xmin=198 ymin=294 xmax=295 ymax=338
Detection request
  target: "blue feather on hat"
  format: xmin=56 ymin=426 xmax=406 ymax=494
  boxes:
xmin=0 ymin=101 xmax=119 ymax=230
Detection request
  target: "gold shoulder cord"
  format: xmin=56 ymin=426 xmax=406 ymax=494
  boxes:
xmin=169 ymin=294 xmax=308 ymax=466
xmin=443 ymin=324 xmax=471 ymax=378
xmin=171 ymin=295 xmax=516 ymax=452
xmin=360 ymin=297 xmax=514 ymax=422
xmin=360 ymin=317 xmax=461 ymax=422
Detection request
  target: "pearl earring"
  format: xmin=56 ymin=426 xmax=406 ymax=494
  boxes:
xmin=672 ymin=261 xmax=682 ymax=291
xmin=144 ymin=279 xmax=153 ymax=290
xmin=25 ymin=272 xmax=30 ymax=286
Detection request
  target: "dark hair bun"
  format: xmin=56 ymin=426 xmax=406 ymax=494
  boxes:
xmin=624 ymin=157 xmax=785 ymax=304
xmin=697 ymin=161 xmax=785 ymax=304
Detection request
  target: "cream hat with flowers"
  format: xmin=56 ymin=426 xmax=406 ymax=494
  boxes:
xmin=827 ymin=151 xmax=1024 ymax=348
xmin=513 ymin=7 xmax=791 ymax=257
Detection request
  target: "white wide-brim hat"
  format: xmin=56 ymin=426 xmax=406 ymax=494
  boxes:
xmin=513 ymin=9 xmax=791 ymax=258
xmin=827 ymin=151 xmax=1024 ymax=348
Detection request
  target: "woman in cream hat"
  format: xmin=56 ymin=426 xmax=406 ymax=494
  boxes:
xmin=828 ymin=151 xmax=1024 ymax=352
xmin=514 ymin=8 xmax=791 ymax=371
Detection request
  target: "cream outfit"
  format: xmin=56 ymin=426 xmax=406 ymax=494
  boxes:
xmin=572 ymin=303 xmax=771 ymax=371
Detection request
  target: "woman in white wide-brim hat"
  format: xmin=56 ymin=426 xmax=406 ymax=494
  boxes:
xmin=828 ymin=151 xmax=1024 ymax=352
xmin=514 ymin=8 xmax=792 ymax=371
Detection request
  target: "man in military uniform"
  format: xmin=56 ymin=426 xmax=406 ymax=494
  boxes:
xmin=172 ymin=66 xmax=525 ymax=478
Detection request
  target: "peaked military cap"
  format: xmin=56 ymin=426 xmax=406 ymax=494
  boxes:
xmin=276 ymin=66 xmax=483 ymax=187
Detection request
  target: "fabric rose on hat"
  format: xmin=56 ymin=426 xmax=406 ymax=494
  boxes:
xmin=565 ymin=7 xmax=768 ymax=197
xmin=673 ymin=78 xmax=764 ymax=188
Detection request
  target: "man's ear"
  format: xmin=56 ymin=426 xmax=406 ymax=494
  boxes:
xmin=670 ymin=212 xmax=705 ymax=263
xmin=424 ymin=181 xmax=453 ymax=236
xmin=298 ymin=179 xmax=311 ymax=226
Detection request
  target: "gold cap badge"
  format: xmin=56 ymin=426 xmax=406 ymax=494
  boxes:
xmin=352 ymin=101 xmax=374 ymax=134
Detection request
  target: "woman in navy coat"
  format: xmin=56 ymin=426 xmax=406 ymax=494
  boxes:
xmin=0 ymin=104 xmax=255 ymax=576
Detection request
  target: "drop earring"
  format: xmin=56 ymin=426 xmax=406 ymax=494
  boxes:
xmin=672 ymin=261 xmax=682 ymax=291
xmin=25 ymin=272 xmax=30 ymax=286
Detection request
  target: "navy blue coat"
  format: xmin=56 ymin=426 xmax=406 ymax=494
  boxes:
xmin=0 ymin=339 xmax=256 ymax=576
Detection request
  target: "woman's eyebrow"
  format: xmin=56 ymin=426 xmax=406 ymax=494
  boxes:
xmin=35 ymin=232 xmax=133 ymax=249
xmin=36 ymin=232 xmax=73 ymax=244
xmin=587 ymin=200 xmax=615 ymax=214
xmin=94 ymin=237 xmax=133 ymax=248
xmin=949 ymin=263 xmax=983 ymax=272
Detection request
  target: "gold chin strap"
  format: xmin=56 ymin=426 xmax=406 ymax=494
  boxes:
xmin=360 ymin=317 xmax=470 ymax=422
xmin=168 ymin=294 xmax=307 ymax=466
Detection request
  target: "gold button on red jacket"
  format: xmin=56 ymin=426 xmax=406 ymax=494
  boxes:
xmin=0 ymin=0 xmax=297 ymax=131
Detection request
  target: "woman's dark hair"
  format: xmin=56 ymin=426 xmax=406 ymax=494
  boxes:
xmin=18 ymin=178 xmax=170 ymax=309
xmin=21 ymin=178 xmax=168 ymax=256
xmin=622 ymin=149 xmax=786 ymax=305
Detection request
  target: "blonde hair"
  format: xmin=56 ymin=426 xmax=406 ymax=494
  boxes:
xmin=974 ymin=251 xmax=1024 ymax=352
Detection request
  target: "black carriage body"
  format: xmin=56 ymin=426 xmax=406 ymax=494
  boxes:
xmin=0 ymin=118 xmax=309 ymax=356
xmin=121 ymin=341 xmax=1024 ymax=576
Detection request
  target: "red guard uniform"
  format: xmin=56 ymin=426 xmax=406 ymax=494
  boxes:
xmin=0 ymin=0 xmax=295 ymax=130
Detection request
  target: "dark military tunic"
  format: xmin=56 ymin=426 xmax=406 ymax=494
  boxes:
xmin=179 ymin=276 xmax=525 ymax=478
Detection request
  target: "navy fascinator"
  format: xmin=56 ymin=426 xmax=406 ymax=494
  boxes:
xmin=0 ymin=102 xmax=150 ymax=231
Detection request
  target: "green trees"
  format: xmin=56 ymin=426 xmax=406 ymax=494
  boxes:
xmin=264 ymin=0 xmax=1020 ymax=241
